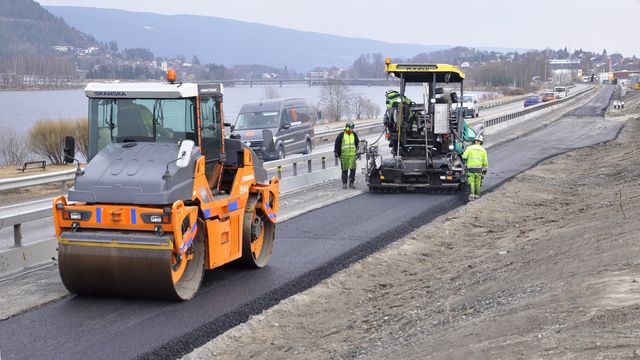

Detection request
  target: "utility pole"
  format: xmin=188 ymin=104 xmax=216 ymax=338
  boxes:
xmin=544 ymin=58 xmax=548 ymax=87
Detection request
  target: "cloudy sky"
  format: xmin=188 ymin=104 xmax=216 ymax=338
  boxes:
xmin=38 ymin=0 xmax=639 ymax=56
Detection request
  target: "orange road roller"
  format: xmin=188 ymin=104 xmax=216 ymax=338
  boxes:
xmin=52 ymin=76 xmax=279 ymax=300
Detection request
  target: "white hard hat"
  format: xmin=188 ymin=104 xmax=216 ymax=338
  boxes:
xmin=475 ymin=135 xmax=484 ymax=143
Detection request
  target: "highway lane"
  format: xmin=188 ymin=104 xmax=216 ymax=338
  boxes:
xmin=0 ymin=86 xmax=619 ymax=360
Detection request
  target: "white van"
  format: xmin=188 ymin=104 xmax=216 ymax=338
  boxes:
xmin=553 ymin=86 xmax=568 ymax=99
xmin=454 ymin=94 xmax=480 ymax=118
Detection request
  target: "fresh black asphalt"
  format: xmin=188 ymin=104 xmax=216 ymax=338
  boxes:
xmin=0 ymin=87 xmax=619 ymax=360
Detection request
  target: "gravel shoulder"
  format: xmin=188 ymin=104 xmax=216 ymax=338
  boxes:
xmin=186 ymin=117 xmax=640 ymax=360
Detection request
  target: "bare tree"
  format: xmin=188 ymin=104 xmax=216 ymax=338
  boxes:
xmin=0 ymin=126 xmax=30 ymax=166
xmin=28 ymin=119 xmax=76 ymax=164
xmin=263 ymin=85 xmax=280 ymax=99
xmin=74 ymin=118 xmax=89 ymax=161
xmin=350 ymin=94 xmax=367 ymax=120
xmin=363 ymin=99 xmax=381 ymax=119
xmin=308 ymin=103 xmax=322 ymax=124
xmin=350 ymin=94 xmax=382 ymax=120
xmin=319 ymin=79 xmax=352 ymax=122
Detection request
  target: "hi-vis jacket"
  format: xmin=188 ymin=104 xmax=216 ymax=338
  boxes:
xmin=385 ymin=91 xmax=412 ymax=109
xmin=461 ymin=144 xmax=488 ymax=173
xmin=334 ymin=131 xmax=360 ymax=158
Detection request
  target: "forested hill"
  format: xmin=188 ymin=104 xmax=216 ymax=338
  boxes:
xmin=0 ymin=0 xmax=96 ymax=56
xmin=45 ymin=6 xmax=449 ymax=71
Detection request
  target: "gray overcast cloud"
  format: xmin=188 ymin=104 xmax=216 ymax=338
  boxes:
xmin=37 ymin=0 xmax=638 ymax=56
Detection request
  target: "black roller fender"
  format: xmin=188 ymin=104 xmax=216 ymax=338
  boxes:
xmin=223 ymin=138 xmax=267 ymax=183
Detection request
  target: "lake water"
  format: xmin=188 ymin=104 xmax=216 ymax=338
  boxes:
xmin=0 ymin=84 xmax=489 ymax=133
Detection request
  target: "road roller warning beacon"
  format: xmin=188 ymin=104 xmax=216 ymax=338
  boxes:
xmin=52 ymin=72 xmax=280 ymax=300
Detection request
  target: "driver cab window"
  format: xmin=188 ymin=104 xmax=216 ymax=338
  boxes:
xmin=200 ymin=96 xmax=222 ymax=175
xmin=156 ymin=99 xmax=196 ymax=142
xmin=114 ymin=99 xmax=153 ymax=142
xmin=88 ymin=98 xmax=197 ymax=160
xmin=280 ymin=108 xmax=292 ymax=128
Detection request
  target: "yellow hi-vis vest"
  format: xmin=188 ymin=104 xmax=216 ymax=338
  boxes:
xmin=341 ymin=132 xmax=356 ymax=157
xmin=462 ymin=144 xmax=488 ymax=169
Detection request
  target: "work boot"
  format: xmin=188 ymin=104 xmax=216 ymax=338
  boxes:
xmin=349 ymin=182 xmax=355 ymax=189
xmin=342 ymin=183 xmax=347 ymax=189
xmin=468 ymin=194 xmax=475 ymax=201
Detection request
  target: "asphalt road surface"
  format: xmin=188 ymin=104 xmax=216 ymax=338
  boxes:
xmin=0 ymin=86 xmax=618 ymax=360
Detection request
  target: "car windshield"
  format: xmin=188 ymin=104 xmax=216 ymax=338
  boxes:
xmin=554 ymin=87 xmax=566 ymax=92
xmin=527 ymin=96 xmax=539 ymax=100
xmin=544 ymin=93 xmax=554 ymax=96
xmin=462 ymin=96 xmax=473 ymax=102
xmin=87 ymin=98 xmax=196 ymax=159
xmin=235 ymin=111 xmax=279 ymax=130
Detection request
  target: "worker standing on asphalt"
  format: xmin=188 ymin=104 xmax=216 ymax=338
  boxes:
xmin=461 ymin=135 xmax=488 ymax=200
xmin=334 ymin=121 xmax=360 ymax=189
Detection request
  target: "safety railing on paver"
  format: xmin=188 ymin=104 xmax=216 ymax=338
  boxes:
xmin=0 ymin=85 xmax=595 ymax=258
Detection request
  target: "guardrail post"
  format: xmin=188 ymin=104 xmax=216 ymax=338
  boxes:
xmin=13 ymin=224 xmax=22 ymax=247
xmin=307 ymin=159 xmax=312 ymax=173
xmin=60 ymin=180 xmax=68 ymax=191
xmin=292 ymin=162 xmax=298 ymax=176
xmin=322 ymin=157 xmax=326 ymax=169
xmin=277 ymin=166 xmax=282 ymax=179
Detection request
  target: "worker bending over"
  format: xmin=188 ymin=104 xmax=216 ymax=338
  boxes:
xmin=334 ymin=122 xmax=360 ymax=189
xmin=462 ymin=135 xmax=488 ymax=200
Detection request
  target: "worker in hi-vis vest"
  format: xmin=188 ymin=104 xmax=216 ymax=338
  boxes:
xmin=334 ymin=122 xmax=360 ymax=189
xmin=385 ymin=90 xmax=412 ymax=109
xmin=461 ymin=134 xmax=488 ymax=200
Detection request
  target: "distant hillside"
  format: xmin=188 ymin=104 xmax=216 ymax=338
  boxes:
xmin=0 ymin=0 xmax=96 ymax=56
xmin=45 ymin=6 xmax=450 ymax=71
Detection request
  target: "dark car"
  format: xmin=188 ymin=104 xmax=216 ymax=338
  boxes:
xmin=231 ymin=98 xmax=314 ymax=160
xmin=541 ymin=92 xmax=557 ymax=102
xmin=524 ymin=95 xmax=542 ymax=107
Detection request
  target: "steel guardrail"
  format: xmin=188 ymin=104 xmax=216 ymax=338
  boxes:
xmin=0 ymin=201 xmax=53 ymax=248
xmin=0 ymin=169 xmax=76 ymax=192
xmin=482 ymin=85 xmax=593 ymax=128
xmin=479 ymin=94 xmax=529 ymax=110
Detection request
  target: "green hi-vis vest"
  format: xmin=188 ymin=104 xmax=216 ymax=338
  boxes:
xmin=341 ymin=132 xmax=356 ymax=157
xmin=386 ymin=91 xmax=412 ymax=109
xmin=462 ymin=144 xmax=488 ymax=169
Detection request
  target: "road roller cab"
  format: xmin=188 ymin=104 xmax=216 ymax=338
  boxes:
xmin=52 ymin=76 xmax=280 ymax=300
